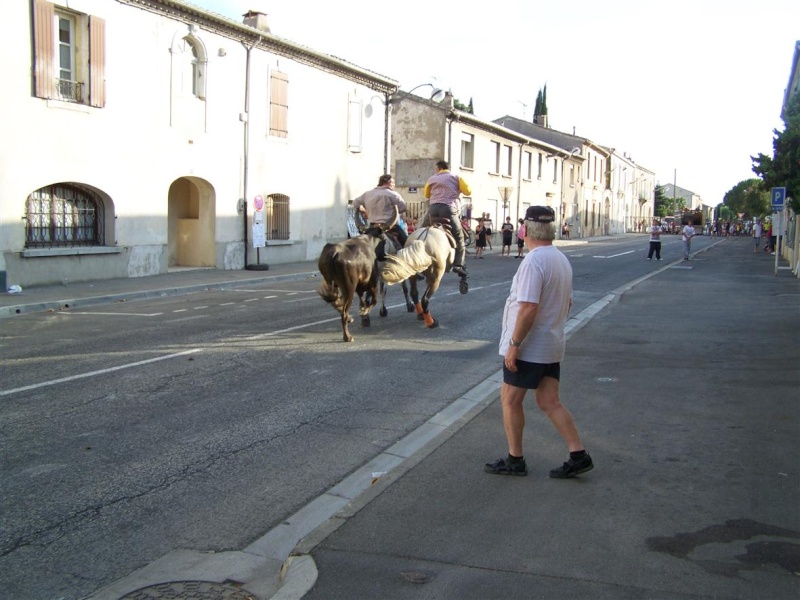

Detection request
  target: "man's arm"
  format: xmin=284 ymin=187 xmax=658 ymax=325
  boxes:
xmin=423 ymin=181 xmax=432 ymax=199
xmin=458 ymin=177 xmax=472 ymax=196
xmin=504 ymin=301 xmax=538 ymax=372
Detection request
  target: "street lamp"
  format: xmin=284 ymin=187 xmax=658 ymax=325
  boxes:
xmin=405 ymin=83 xmax=446 ymax=102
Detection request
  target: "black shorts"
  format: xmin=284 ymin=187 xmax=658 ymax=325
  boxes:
xmin=517 ymin=239 xmax=524 ymax=248
xmin=502 ymin=360 xmax=560 ymax=389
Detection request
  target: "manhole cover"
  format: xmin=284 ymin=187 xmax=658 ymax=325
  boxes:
xmin=119 ymin=581 xmax=258 ymax=600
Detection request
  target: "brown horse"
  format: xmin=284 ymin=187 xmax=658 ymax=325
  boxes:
xmin=317 ymin=230 xmax=384 ymax=342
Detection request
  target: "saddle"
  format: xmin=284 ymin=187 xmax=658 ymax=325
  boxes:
xmin=424 ymin=217 xmax=457 ymax=250
xmin=369 ymin=222 xmax=404 ymax=256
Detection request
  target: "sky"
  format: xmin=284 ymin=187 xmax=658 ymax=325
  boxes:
xmin=188 ymin=0 xmax=798 ymax=207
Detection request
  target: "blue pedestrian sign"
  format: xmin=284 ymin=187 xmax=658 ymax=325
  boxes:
xmin=771 ymin=187 xmax=786 ymax=209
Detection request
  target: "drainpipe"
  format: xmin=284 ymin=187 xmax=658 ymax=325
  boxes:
xmin=241 ymin=36 xmax=261 ymax=269
xmin=384 ymin=91 xmax=391 ymax=173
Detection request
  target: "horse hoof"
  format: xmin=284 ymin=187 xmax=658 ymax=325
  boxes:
xmin=417 ymin=314 xmax=425 ymax=321
xmin=427 ymin=319 xmax=439 ymax=329
xmin=344 ymin=335 xmax=354 ymax=342
xmin=406 ymin=304 xmax=415 ymax=313
xmin=459 ymin=279 xmax=469 ymax=294
xmin=361 ymin=317 xmax=370 ymax=327
xmin=379 ymin=307 xmax=388 ymax=317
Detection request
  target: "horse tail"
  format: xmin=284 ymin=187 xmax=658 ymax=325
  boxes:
xmin=381 ymin=240 xmax=433 ymax=284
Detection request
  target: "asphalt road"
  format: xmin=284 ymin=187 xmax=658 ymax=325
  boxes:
xmin=0 ymin=234 xmax=717 ymax=599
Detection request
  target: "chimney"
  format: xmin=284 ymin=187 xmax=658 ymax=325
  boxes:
xmin=243 ymin=10 xmax=270 ymax=33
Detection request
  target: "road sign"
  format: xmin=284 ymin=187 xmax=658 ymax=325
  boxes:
xmin=254 ymin=194 xmax=264 ymax=211
xmin=771 ymin=187 xmax=786 ymax=209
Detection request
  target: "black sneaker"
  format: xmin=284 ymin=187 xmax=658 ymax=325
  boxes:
xmin=549 ymin=454 xmax=593 ymax=479
xmin=484 ymin=457 xmax=527 ymax=476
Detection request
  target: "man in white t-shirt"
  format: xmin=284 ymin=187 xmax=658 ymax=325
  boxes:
xmin=753 ymin=219 xmax=763 ymax=253
xmin=647 ymin=219 xmax=663 ymax=260
xmin=484 ymin=205 xmax=593 ymax=479
xmin=682 ymin=221 xmax=695 ymax=261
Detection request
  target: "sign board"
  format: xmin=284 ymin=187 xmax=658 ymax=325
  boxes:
xmin=408 ymin=187 xmax=418 ymax=194
xmin=252 ymin=221 xmax=266 ymax=248
xmin=254 ymin=194 xmax=265 ymax=211
xmin=771 ymin=187 xmax=786 ymax=209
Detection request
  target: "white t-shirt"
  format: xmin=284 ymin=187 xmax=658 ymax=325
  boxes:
xmin=682 ymin=225 xmax=695 ymax=241
xmin=753 ymin=222 xmax=763 ymax=238
xmin=649 ymin=226 xmax=662 ymax=242
xmin=499 ymin=245 xmax=572 ymax=363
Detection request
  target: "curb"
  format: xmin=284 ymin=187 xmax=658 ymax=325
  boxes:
xmin=0 ymin=271 xmax=319 ymax=319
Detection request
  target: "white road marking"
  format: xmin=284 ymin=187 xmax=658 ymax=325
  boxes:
xmin=63 ymin=311 xmax=164 ymax=317
xmin=593 ymin=250 xmax=635 ymax=258
xmin=0 ymin=349 xmax=203 ymax=397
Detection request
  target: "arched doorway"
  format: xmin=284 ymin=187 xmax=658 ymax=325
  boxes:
xmin=167 ymin=176 xmax=215 ymax=268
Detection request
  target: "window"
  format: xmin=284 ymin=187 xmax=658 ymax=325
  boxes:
xmin=460 ymin=133 xmax=474 ymax=168
xmin=524 ymin=151 xmax=532 ymax=180
xmin=26 ymin=184 xmax=104 ymax=248
xmin=269 ymin=70 xmax=289 ymax=137
xmin=552 ymin=159 xmax=558 ymax=183
xmin=265 ymin=193 xmax=290 ymax=240
xmin=537 ymin=153 xmax=543 ymax=179
xmin=570 ymin=164 xmax=575 ymax=186
xmin=32 ymin=1 xmax=105 ymax=107
xmin=503 ymin=145 xmax=513 ymax=177
xmin=491 ymin=141 xmax=500 ymax=174
xmin=348 ymin=98 xmax=362 ymax=152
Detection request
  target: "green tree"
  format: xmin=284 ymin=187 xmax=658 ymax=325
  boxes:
xmin=654 ymin=185 xmax=685 ymax=216
xmin=453 ymin=97 xmax=473 ymax=114
xmin=533 ymin=84 xmax=548 ymax=124
xmin=751 ymin=93 xmax=800 ymax=211
xmin=721 ymin=179 xmax=769 ymax=219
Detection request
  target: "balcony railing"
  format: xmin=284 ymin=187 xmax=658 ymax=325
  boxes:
xmin=56 ymin=79 xmax=84 ymax=103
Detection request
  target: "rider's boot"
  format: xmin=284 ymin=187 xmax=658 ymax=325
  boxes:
xmin=452 ymin=265 xmax=468 ymax=278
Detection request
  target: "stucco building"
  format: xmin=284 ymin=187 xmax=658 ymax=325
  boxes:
xmin=1 ymin=0 xmax=397 ymax=287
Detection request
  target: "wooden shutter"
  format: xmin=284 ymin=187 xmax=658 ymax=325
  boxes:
xmin=89 ymin=15 xmax=105 ymax=107
xmin=269 ymin=71 xmax=288 ymax=137
xmin=33 ymin=0 xmax=55 ymax=99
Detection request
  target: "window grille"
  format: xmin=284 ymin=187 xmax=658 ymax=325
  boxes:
xmin=25 ymin=184 xmax=103 ymax=248
xmin=265 ymin=194 xmax=290 ymax=240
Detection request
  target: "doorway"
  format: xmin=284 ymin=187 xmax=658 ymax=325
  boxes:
xmin=167 ymin=177 xmax=216 ymax=268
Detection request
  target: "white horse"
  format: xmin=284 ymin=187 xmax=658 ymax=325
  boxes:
xmin=380 ymin=225 xmax=466 ymax=328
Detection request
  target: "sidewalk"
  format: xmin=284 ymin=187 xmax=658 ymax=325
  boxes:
xmin=282 ymin=236 xmax=800 ymax=599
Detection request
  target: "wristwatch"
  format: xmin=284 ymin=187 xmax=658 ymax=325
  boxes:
xmin=509 ymin=337 xmax=521 ymax=347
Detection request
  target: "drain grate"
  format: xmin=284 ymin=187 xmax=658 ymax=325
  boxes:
xmin=119 ymin=580 xmax=258 ymax=600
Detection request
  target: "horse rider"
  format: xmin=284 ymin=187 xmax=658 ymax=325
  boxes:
xmin=353 ymin=174 xmax=408 ymax=251
xmin=423 ymin=160 xmax=471 ymax=279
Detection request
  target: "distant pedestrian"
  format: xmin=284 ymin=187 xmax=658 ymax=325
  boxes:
xmin=475 ymin=218 xmax=487 ymax=258
xmin=484 ymin=213 xmax=494 ymax=251
xmin=485 ymin=205 xmax=593 ymax=478
xmin=515 ymin=219 xmax=526 ymax=258
xmin=562 ymin=222 xmax=570 ymax=240
xmin=682 ymin=221 xmax=695 ymax=260
xmin=501 ymin=217 xmax=514 ymax=256
xmin=752 ymin=219 xmax=762 ymax=253
xmin=647 ymin=219 xmax=662 ymax=260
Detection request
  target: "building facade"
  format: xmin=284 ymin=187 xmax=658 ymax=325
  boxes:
xmin=1 ymin=0 xmax=397 ymax=287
